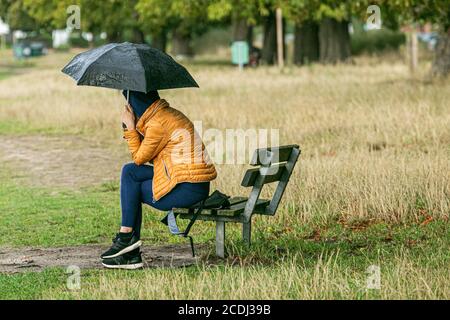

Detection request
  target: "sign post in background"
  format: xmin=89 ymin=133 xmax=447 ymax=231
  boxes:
xmin=231 ymin=41 xmax=249 ymax=71
xmin=0 ymin=18 xmax=9 ymax=51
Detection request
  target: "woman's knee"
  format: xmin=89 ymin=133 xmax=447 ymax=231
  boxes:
xmin=121 ymin=163 xmax=139 ymax=179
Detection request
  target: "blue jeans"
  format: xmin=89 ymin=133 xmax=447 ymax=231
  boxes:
xmin=120 ymin=163 xmax=210 ymax=238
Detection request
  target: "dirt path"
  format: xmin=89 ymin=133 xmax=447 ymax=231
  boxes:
xmin=0 ymin=244 xmax=201 ymax=273
xmin=0 ymin=135 xmax=128 ymax=188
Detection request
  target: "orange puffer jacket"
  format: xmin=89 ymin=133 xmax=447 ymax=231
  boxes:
xmin=123 ymin=99 xmax=217 ymax=201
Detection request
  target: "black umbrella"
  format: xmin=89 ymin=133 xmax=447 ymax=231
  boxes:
xmin=61 ymin=42 xmax=199 ymax=93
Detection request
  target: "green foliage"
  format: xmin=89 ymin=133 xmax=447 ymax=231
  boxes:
xmin=135 ymin=0 xmax=173 ymax=32
xmin=380 ymin=0 xmax=450 ymax=30
xmin=79 ymin=0 xmax=139 ymax=39
xmin=22 ymin=0 xmax=68 ymax=29
xmin=18 ymin=0 xmax=141 ymax=41
xmin=283 ymin=0 xmax=319 ymax=23
xmin=207 ymin=0 xmax=234 ymax=21
xmin=351 ymin=28 xmax=406 ymax=55
xmin=207 ymin=0 xmax=272 ymax=25
xmin=3 ymin=0 xmax=449 ymax=36
xmin=136 ymin=0 xmax=210 ymax=37
xmin=0 ymin=0 xmax=39 ymax=31
xmin=69 ymin=32 xmax=89 ymax=48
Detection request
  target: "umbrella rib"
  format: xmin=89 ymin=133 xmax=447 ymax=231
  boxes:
xmin=76 ymin=44 xmax=125 ymax=85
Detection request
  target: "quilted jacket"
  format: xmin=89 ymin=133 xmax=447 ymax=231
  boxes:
xmin=123 ymin=99 xmax=217 ymax=201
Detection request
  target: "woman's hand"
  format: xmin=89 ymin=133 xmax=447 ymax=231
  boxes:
xmin=122 ymin=104 xmax=136 ymax=130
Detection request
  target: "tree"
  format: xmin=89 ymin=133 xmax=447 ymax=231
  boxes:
xmin=135 ymin=0 xmax=176 ymax=52
xmin=0 ymin=0 xmax=40 ymax=32
xmin=283 ymin=0 xmax=321 ymax=65
xmin=380 ymin=0 xmax=450 ymax=77
xmin=208 ymin=0 xmax=285 ymax=65
xmin=77 ymin=0 xmax=140 ymax=43
xmin=22 ymin=0 xmax=145 ymax=43
xmin=284 ymin=0 xmax=354 ymax=65
xmin=260 ymin=1 xmax=286 ymax=65
xmin=207 ymin=0 xmax=260 ymax=48
xmin=316 ymin=1 xmax=352 ymax=64
xmin=137 ymin=0 xmax=210 ymax=56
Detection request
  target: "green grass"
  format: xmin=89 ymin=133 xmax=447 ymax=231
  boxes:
xmin=0 ymin=269 xmax=67 ymax=300
xmin=0 ymin=168 xmax=448 ymax=299
xmin=0 ymin=120 xmax=80 ymax=136
xmin=0 ymin=71 xmax=12 ymax=80
xmin=0 ymin=50 xmax=36 ymax=81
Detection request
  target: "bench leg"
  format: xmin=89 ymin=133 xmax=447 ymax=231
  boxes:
xmin=215 ymin=221 xmax=226 ymax=258
xmin=242 ymin=221 xmax=252 ymax=247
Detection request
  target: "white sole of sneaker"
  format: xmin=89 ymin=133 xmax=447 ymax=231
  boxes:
xmin=102 ymin=262 xmax=144 ymax=270
xmin=101 ymin=240 xmax=142 ymax=259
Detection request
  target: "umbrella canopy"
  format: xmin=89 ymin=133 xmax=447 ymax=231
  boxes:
xmin=61 ymin=42 xmax=199 ymax=92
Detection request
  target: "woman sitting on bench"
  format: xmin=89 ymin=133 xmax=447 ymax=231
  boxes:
xmin=101 ymin=90 xmax=217 ymax=269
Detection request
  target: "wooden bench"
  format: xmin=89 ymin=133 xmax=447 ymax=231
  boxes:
xmin=174 ymin=144 xmax=301 ymax=258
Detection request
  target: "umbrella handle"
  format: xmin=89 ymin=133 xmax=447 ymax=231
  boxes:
xmin=122 ymin=90 xmax=130 ymax=129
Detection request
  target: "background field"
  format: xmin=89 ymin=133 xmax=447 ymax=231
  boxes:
xmin=0 ymin=49 xmax=449 ymax=299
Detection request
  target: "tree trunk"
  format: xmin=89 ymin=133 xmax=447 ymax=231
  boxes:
xmin=247 ymin=25 xmax=254 ymax=47
xmin=152 ymin=30 xmax=167 ymax=52
xmin=262 ymin=12 xmax=276 ymax=65
xmin=432 ymin=28 xmax=450 ymax=77
xmin=319 ymin=18 xmax=351 ymax=64
xmin=294 ymin=20 xmax=320 ymax=65
xmin=262 ymin=12 xmax=285 ymax=65
xmin=107 ymin=30 xmax=122 ymax=43
xmin=172 ymin=28 xmax=193 ymax=58
xmin=276 ymin=8 xmax=284 ymax=68
xmin=133 ymin=29 xmax=145 ymax=44
xmin=131 ymin=10 xmax=145 ymax=44
xmin=232 ymin=17 xmax=247 ymax=41
xmin=232 ymin=16 xmax=253 ymax=49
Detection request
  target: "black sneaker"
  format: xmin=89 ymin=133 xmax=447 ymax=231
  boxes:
xmin=100 ymin=231 xmax=142 ymax=259
xmin=102 ymin=248 xmax=144 ymax=270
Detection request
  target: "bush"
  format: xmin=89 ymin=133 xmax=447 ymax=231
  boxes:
xmin=54 ymin=44 xmax=71 ymax=52
xmin=69 ymin=33 xmax=90 ymax=48
xmin=351 ymin=28 xmax=406 ymax=55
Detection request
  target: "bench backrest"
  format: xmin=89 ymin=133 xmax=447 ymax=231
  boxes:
xmin=240 ymin=145 xmax=301 ymax=222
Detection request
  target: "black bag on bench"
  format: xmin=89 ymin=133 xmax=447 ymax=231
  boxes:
xmin=161 ymin=190 xmax=230 ymax=256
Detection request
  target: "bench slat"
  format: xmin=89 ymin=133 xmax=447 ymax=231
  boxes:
xmin=173 ymin=196 xmax=247 ymax=215
xmin=177 ymin=213 xmax=243 ymax=223
xmin=250 ymin=144 xmax=299 ymax=166
xmin=241 ymin=163 xmax=287 ymax=187
xmin=175 ymin=198 xmax=270 ymax=221
xmin=220 ymin=199 xmax=269 ymax=215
